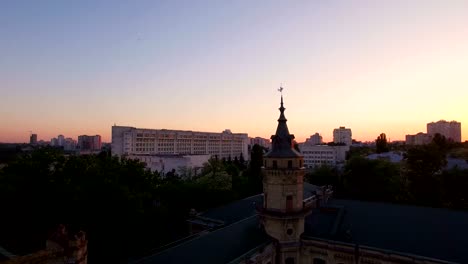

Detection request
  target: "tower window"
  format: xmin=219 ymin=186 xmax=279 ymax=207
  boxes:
xmin=288 ymin=160 xmax=292 ymax=169
xmin=285 ymin=257 xmax=295 ymax=264
xmin=273 ymin=160 xmax=277 ymax=169
xmin=286 ymin=195 xmax=293 ymax=212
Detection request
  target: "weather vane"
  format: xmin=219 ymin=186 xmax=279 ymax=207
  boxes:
xmin=278 ymin=83 xmax=284 ymax=95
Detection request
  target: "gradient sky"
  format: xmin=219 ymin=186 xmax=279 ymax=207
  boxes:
xmin=1 ymin=0 xmax=467 ymax=143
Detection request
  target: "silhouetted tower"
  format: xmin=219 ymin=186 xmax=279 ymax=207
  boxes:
xmin=260 ymin=93 xmax=309 ymax=264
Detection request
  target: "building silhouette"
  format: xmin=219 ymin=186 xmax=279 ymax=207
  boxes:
xmin=77 ymin=135 xmax=101 ymax=151
xmin=427 ymin=120 xmax=461 ymax=142
xmin=29 ymin=133 xmax=37 ymax=145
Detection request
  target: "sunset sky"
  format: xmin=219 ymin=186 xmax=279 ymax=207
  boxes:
xmin=1 ymin=0 xmax=467 ymax=143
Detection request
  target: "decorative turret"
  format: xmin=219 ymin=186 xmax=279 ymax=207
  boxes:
xmin=260 ymin=89 xmax=310 ymax=261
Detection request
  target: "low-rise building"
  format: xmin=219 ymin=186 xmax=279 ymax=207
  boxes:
xmin=299 ymin=143 xmax=349 ymax=168
xmin=405 ymin=132 xmax=432 ymax=145
xmin=127 ymin=154 xmax=210 ymax=177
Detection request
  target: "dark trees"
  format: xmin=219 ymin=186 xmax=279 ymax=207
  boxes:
xmin=376 ymin=133 xmax=389 ymax=153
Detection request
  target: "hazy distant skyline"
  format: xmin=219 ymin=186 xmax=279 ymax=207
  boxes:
xmin=1 ymin=0 xmax=467 ymax=143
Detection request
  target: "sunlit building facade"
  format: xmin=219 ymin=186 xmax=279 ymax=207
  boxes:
xmin=111 ymin=126 xmax=249 ymax=160
xmin=333 ymin=126 xmax=352 ymax=146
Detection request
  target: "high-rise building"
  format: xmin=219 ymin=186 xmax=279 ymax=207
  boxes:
xmin=50 ymin=138 xmax=58 ymax=146
xmin=427 ymin=120 xmax=461 ymax=142
xmin=57 ymin=135 xmax=65 ymax=147
xmin=30 ymin=134 xmax=37 ymax=145
xmin=112 ymin=126 xmax=249 ymax=160
xmin=64 ymin=138 xmax=77 ymax=151
xmin=333 ymin=126 xmax=352 ymax=145
xmin=305 ymin=133 xmax=323 ymax=145
xmin=77 ymin=135 xmax=102 ymax=151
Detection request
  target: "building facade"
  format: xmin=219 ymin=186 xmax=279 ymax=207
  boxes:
xmin=112 ymin=126 xmax=249 ymax=160
xmin=127 ymin=154 xmax=210 ymax=176
xmin=299 ymin=144 xmax=349 ymax=168
xmin=405 ymin=132 xmax=432 ymax=145
xmin=77 ymin=135 xmax=102 ymax=151
xmin=249 ymin=137 xmax=271 ymax=149
xmin=427 ymin=120 xmax=461 ymax=142
xmin=333 ymin=127 xmax=352 ymax=146
xmin=305 ymin=133 xmax=323 ymax=145
xmin=30 ymin=134 xmax=37 ymax=145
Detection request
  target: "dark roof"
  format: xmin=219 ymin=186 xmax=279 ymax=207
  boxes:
xmin=199 ymin=195 xmax=262 ymax=225
xmin=199 ymin=182 xmax=319 ymax=224
xmin=265 ymin=96 xmax=302 ymax=158
xmin=135 ymin=183 xmax=320 ymax=264
xmin=134 ymin=183 xmax=468 ymax=264
xmin=134 ymin=216 xmax=270 ymax=264
xmin=304 ymin=199 xmax=468 ymax=264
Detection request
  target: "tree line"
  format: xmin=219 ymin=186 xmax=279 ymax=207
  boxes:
xmin=0 ymin=145 xmax=265 ymax=263
xmin=306 ymin=134 xmax=468 ymax=209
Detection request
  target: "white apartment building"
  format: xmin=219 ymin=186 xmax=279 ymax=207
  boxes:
xmin=427 ymin=120 xmax=461 ymax=142
xmin=111 ymin=126 xmax=249 ymax=160
xmin=299 ymin=143 xmax=349 ymax=168
xmin=333 ymin=126 xmax=352 ymax=146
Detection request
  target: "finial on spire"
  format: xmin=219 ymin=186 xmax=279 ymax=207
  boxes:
xmin=277 ymin=84 xmax=284 ymax=95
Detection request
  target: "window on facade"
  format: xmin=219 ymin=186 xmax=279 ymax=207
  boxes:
xmin=285 ymin=257 xmax=295 ymax=264
xmin=286 ymin=195 xmax=293 ymax=212
xmin=288 ymin=160 xmax=292 ymax=169
xmin=273 ymin=160 xmax=277 ymax=169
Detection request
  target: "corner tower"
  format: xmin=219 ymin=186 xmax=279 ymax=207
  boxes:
xmin=260 ymin=93 xmax=310 ymax=263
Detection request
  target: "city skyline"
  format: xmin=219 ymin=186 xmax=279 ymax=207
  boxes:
xmin=2 ymin=1 xmax=468 ymax=143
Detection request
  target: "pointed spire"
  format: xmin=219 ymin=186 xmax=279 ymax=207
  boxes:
xmin=265 ymin=92 xmax=301 ymax=158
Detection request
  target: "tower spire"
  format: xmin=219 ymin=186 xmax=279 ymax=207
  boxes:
xmin=265 ymin=87 xmax=301 ymax=158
